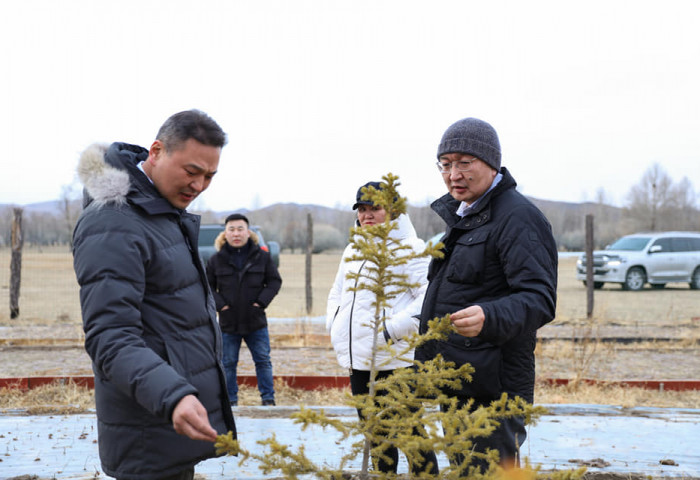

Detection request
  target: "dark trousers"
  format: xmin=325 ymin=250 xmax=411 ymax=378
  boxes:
xmin=222 ymin=329 xmax=275 ymax=403
xmin=441 ymin=398 xmax=526 ymax=473
xmin=117 ymin=466 xmax=194 ymax=480
xmin=350 ymin=369 xmax=439 ymax=475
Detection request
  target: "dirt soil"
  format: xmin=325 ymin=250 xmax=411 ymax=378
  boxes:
xmin=1 ymin=320 xmax=699 ymax=381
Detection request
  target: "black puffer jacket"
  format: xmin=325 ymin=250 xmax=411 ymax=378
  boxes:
xmin=72 ymin=143 xmax=235 ymax=480
xmin=206 ymin=234 xmax=282 ymax=335
xmin=417 ymin=167 xmax=558 ymax=404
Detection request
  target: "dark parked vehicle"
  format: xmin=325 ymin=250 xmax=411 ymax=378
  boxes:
xmin=198 ymin=224 xmax=280 ymax=267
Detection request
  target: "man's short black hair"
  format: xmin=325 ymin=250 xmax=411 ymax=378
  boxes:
xmin=225 ymin=213 xmax=249 ymax=226
xmin=156 ymin=109 xmax=227 ymax=152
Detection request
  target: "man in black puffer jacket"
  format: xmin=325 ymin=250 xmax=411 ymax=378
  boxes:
xmin=416 ymin=117 xmax=558 ymax=473
xmin=206 ymin=213 xmax=282 ymax=406
xmin=72 ymin=110 xmax=235 ymax=480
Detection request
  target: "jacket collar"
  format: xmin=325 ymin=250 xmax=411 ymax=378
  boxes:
xmin=352 ymin=213 xmax=418 ymax=242
xmin=431 ymin=167 xmax=516 ymax=229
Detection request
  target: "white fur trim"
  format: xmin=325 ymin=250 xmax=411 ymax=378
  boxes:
xmin=77 ymin=143 xmax=130 ymax=206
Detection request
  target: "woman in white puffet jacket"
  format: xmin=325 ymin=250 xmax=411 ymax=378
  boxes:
xmin=324 ymin=181 xmax=438 ymax=475
xmin=325 ymin=211 xmax=428 ymax=372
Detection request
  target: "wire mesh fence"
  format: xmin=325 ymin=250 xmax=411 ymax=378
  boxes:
xmin=1 ymin=246 xmax=80 ymax=324
xmin=0 ymin=246 xmax=341 ymax=325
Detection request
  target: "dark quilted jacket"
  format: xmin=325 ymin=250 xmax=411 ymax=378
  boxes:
xmin=416 ymin=167 xmax=558 ymax=404
xmin=72 ymin=142 xmax=235 ymax=480
xmin=206 ymin=237 xmax=282 ymax=335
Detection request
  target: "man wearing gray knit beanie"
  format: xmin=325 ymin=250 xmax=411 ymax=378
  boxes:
xmin=416 ymin=117 xmax=558 ymax=473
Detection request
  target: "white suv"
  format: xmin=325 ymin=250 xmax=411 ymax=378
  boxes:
xmin=576 ymin=231 xmax=700 ymax=290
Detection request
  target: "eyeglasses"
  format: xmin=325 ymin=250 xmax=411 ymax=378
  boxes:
xmin=436 ymin=157 xmax=476 ymax=173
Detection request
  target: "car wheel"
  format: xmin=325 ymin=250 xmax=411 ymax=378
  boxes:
xmin=623 ymin=267 xmax=646 ymax=291
xmin=690 ymin=267 xmax=700 ymax=290
xmin=650 ymin=283 xmax=666 ymax=289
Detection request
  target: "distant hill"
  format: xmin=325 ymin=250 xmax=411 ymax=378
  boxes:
xmin=5 ymin=194 xmax=698 ymax=252
xmin=206 ymin=203 xmax=348 ymax=221
xmin=1 ymin=200 xmax=64 ymax=215
xmin=195 ymin=203 xmax=354 ymax=229
xmin=0 ymin=196 xmax=629 ymax=251
xmin=193 ymin=197 xmax=626 ymax=249
xmin=2 ymin=196 xmax=619 ymax=217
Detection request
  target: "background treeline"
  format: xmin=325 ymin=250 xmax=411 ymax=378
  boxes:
xmin=2 ymin=163 xmax=698 ymax=251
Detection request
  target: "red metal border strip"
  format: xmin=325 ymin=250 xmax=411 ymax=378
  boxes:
xmin=2 ymin=375 xmax=699 ymax=391
xmin=539 ymin=378 xmax=700 ymax=392
xmin=0 ymin=377 xmax=29 ymax=390
xmin=28 ymin=376 xmax=95 ymax=389
xmin=238 ymin=375 xmax=350 ymax=389
xmin=0 ymin=376 xmax=95 ymax=391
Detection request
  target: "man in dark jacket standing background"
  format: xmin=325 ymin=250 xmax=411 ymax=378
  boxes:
xmin=416 ymin=117 xmax=558 ymax=472
xmin=206 ymin=213 xmax=282 ymax=406
xmin=73 ymin=110 xmax=235 ymax=480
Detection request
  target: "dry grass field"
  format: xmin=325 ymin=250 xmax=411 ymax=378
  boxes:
xmin=2 ymin=247 xmax=698 ymax=325
xmin=0 ymin=247 xmax=340 ymax=325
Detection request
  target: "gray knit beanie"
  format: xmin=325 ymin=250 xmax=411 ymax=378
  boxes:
xmin=436 ymin=117 xmax=501 ymax=171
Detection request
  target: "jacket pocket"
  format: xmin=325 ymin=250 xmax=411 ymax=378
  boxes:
xmin=214 ymin=263 xmax=236 ymax=276
xmin=439 ymin=335 xmax=502 ymax=400
xmin=164 ymin=338 xmax=190 ymax=381
xmin=446 ymin=231 xmax=489 ymax=284
xmin=248 ymin=304 xmax=268 ymax=331
xmin=218 ymin=308 xmax=236 ymax=331
xmin=327 ymin=306 xmax=340 ymax=334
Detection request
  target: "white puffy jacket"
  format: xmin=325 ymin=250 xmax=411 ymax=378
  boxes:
xmin=325 ymin=214 xmax=429 ymax=371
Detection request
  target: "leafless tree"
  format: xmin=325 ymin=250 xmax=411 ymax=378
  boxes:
xmin=282 ymin=220 xmax=306 ymax=253
xmin=60 ymin=183 xmax=82 ymax=247
xmin=626 ymin=163 xmax=674 ymax=231
xmin=667 ymin=176 xmax=699 ymax=230
xmin=197 ymin=209 xmax=221 ymax=224
xmin=312 ymin=223 xmax=345 ymax=253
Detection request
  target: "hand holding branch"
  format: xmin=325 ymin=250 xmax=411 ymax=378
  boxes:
xmin=172 ymin=394 xmax=218 ymax=442
xmin=450 ymin=305 xmax=485 ymax=337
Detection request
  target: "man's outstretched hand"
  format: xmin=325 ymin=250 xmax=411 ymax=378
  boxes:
xmin=172 ymin=394 xmax=218 ymax=442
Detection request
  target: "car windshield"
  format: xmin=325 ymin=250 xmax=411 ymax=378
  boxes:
xmin=607 ymin=236 xmax=651 ymax=251
xmin=198 ymin=227 xmax=223 ymax=247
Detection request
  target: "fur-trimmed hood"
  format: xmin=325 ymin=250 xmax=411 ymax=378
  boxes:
xmin=76 ymin=142 xmax=151 ymax=208
xmin=214 ymin=230 xmax=260 ymax=251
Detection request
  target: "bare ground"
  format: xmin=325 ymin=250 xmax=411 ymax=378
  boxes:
xmin=2 ymin=320 xmax=700 ymax=410
xmin=1 ymin=320 xmax=699 ymax=381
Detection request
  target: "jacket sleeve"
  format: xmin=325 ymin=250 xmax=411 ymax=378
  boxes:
xmin=205 ymin=255 xmax=228 ymax=311
xmin=478 ymin=203 xmax=558 ymax=345
xmin=73 ymin=210 xmax=196 ymax=421
xmin=384 ymin=240 xmax=429 ymax=341
xmin=325 ymin=246 xmax=350 ymax=333
xmin=255 ymin=252 xmax=282 ymax=308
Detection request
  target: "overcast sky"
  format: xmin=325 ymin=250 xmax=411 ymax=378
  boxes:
xmin=1 ymin=0 xmax=698 ymax=213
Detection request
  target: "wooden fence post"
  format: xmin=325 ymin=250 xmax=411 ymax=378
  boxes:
xmin=585 ymin=214 xmax=594 ymax=319
xmin=305 ymin=212 xmax=313 ymax=314
xmin=10 ymin=207 xmax=24 ymax=319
